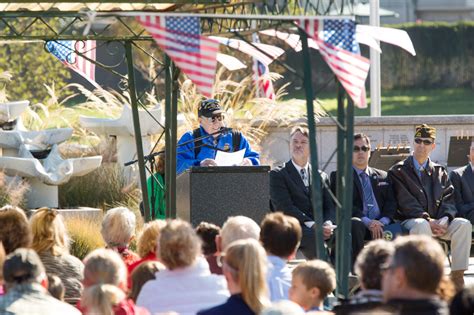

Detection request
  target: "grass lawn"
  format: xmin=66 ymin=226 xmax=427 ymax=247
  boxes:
xmin=282 ymin=88 xmax=474 ymax=116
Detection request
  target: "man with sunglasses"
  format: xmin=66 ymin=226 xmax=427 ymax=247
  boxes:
xmin=176 ymin=99 xmax=260 ymax=174
xmin=388 ymin=124 xmax=472 ymax=291
xmin=330 ymin=133 xmax=397 ymax=267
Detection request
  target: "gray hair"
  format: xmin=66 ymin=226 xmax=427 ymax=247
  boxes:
xmin=220 ymin=216 xmax=260 ymax=251
xmin=83 ymin=249 xmax=127 ymax=287
xmin=101 ymin=207 xmax=136 ymax=247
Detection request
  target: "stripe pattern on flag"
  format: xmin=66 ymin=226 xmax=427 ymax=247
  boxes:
xmin=46 ymin=40 xmax=99 ymax=88
xmin=254 ymin=59 xmax=276 ymax=100
xmin=301 ymin=19 xmax=370 ymax=108
xmin=137 ymin=15 xmax=219 ymax=97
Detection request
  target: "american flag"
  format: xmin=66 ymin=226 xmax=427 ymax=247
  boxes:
xmin=301 ymin=19 xmax=370 ymax=108
xmin=137 ymin=16 xmax=219 ymax=98
xmin=46 ymin=40 xmax=99 ymax=89
xmin=254 ymin=58 xmax=276 ymax=100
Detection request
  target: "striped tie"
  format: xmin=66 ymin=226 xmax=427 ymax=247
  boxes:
xmin=360 ymin=172 xmax=376 ymax=219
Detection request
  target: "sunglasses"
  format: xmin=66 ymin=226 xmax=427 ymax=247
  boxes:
xmin=414 ymin=138 xmax=434 ymax=145
xmin=354 ymin=145 xmax=370 ymax=152
xmin=204 ymin=115 xmax=224 ymax=123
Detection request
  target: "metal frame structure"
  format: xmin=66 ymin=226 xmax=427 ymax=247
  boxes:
xmin=0 ymin=0 xmax=356 ymax=297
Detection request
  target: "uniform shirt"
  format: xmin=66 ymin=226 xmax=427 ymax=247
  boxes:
xmin=176 ymin=126 xmax=260 ymax=174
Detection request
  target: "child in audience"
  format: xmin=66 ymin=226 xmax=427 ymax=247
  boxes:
xmin=196 ymin=222 xmax=221 ymax=274
xmin=129 ymin=261 xmax=165 ymax=303
xmin=289 ymin=260 xmax=336 ymax=312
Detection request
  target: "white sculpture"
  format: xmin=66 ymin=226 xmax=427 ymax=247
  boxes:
xmin=0 ymin=100 xmax=103 ymax=208
xmin=80 ymin=104 xmax=166 ymax=182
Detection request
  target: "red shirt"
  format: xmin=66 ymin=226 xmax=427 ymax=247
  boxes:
xmin=127 ymin=252 xmax=158 ymax=288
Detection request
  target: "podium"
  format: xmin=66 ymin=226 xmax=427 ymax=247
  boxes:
xmin=176 ymin=166 xmax=270 ymax=227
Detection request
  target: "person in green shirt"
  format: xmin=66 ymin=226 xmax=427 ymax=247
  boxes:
xmin=146 ymin=153 xmax=166 ymax=219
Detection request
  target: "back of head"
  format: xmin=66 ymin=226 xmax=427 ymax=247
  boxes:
xmin=0 ymin=205 xmax=32 ymax=254
xmin=261 ymin=300 xmax=305 ymax=315
xmin=392 ymin=235 xmax=445 ymax=294
xmin=101 ymin=207 xmax=136 ymax=248
xmin=355 ymin=239 xmax=394 ymax=290
xmin=30 ymin=208 xmax=69 ymax=256
xmin=260 ymin=212 xmax=302 ymax=258
xmin=81 ymin=284 xmax=126 ymax=315
xmin=292 ymin=260 xmax=336 ymax=300
xmin=129 ymin=261 xmax=165 ymax=302
xmin=83 ymin=248 xmax=127 ymax=288
xmin=3 ymin=248 xmax=45 ymax=287
xmin=195 ymin=221 xmax=221 ymax=256
xmin=158 ymin=219 xmax=201 ymax=270
xmin=224 ymin=238 xmax=269 ymax=314
xmin=47 ymin=274 xmax=65 ymax=301
xmin=220 ymin=216 xmax=260 ymax=251
xmin=137 ymin=220 xmax=166 ymax=258
xmin=450 ymin=285 xmax=474 ymax=315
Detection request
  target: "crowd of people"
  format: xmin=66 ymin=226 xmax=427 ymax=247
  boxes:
xmin=1 ymin=204 xmax=474 ymax=314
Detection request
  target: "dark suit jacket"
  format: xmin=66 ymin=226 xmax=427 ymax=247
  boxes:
xmin=449 ymin=164 xmax=474 ymax=217
xmin=388 ymin=156 xmax=457 ymax=220
xmin=330 ymin=167 xmax=397 ymax=220
xmin=270 ymin=160 xmax=335 ymax=225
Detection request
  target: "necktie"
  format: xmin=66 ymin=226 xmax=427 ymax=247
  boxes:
xmin=360 ymin=173 xmax=376 ymax=219
xmin=300 ymin=168 xmax=308 ymax=187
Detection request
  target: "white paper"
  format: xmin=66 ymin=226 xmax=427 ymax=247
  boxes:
xmin=215 ymin=149 xmax=245 ymax=166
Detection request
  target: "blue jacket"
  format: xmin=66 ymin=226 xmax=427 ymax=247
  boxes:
xmin=197 ymin=294 xmax=255 ymax=315
xmin=176 ymin=126 xmax=260 ymax=174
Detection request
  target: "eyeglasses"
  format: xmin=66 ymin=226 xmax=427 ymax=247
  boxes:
xmin=414 ymin=138 xmax=434 ymax=145
xmin=204 ymin=115 xmax=224 ymax=123
xmin=354 ymin=145 xmax=370 ymax=152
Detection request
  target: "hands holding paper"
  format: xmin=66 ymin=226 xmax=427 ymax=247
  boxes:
xmin=200 ymin=150 xmax=251 ymax=167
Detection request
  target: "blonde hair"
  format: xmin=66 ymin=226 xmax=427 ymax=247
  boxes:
xmin=101 ymin=207 xmax=136 ymax=248
xmin=83 ymin=249 xmax=127 ymax=288
xmin=292 ymin=260 xmax=336 ymax=299
xmin=158 ymin=219 xmax=201 ymax=270
xmin=0 ymin=242 xmax=5 ymax=282
xmin=30 ymin=208 xmax=69 ymax=256
xmin=224 ymin=239 xmax=269 ymax=314
xmin=0 ymin=205 xmax=31 ymax=254
xmin=137 ymin=220 xmax=166 ymax=258
xmin=220 ymin=216 xmax=260 ymax=251
xmin=81 ymin=284 xmax=125 ymax=315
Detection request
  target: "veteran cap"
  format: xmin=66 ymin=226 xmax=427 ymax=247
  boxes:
xmin=198 ymin=99 xmax=224 ymax=118
xmin=415 ymin=124 xmax=436 ymax=139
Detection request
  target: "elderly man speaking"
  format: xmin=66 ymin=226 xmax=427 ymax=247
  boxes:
xmin=176 ymin=99 xmax=260 ymax=174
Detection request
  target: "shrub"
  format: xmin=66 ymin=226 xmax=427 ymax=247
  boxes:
xmin=65 ymin=216 xmax=104 ymax=260
xmin=0 ymin=172 xmax=28 ymax=208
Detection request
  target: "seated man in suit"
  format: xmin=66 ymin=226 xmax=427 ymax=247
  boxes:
xmin=388 ymin=124 xmax=472 ymax=291
xmin=330 ymin=133 xmax=397 ymax=267
xmin=449 ymin=138 xmax=474 ymax=223
xmin=270 ymin=126 xmax=336 ymax=259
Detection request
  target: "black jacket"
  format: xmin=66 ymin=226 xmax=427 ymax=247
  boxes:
xmin=388 ymin=156 xmax=457 ymax=220
xmin=330 ymin=167 xmax=397 ymax=221
xmin=269 ymin=160 xmax=335 ymax=224
xmin=449 ymin=164 xmax=474 ymax=217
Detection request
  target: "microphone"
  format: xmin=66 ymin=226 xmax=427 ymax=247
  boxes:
xmin=218 ymin=127 xmax=232 ymax=135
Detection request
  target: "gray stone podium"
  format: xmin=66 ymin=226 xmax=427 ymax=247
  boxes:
xmin=176 ymin=166 xmax=271 ymax=227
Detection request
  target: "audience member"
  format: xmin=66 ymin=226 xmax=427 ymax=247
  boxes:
xmin=82 ymin=284 xmax=147 ymax=315
xmin=198 ymin=239 xmax=270 ymax=315
xmin=0 ymin=248 xmax=80 ymax=314
xmin=334 ymin=239 xmax=394 ymax=314
xmin=30 ymin=207 xmax=84 ymax=304
xmin=389 ymin=124 xmax=472 ymax=291
xmin=450 ymin=285 xmax=474 ymax=315
xmin=196 ymin=221 xmax=221 ymax=275
xmin=260 ymin=212 xmax=302 ymax=301
xmin=47 ymin=274 xmax=65 ymax=301
xmin=437 ymin=276 xmax=456 ymax=303
xmin=137 ymin=219 xmax=229 ymax=315
xmin=449 ymin=138 xmax=474 ymax=224
xmin=212 ymin=216 xmax=261 ymax=274
xmin=129 ymin=261 xmax=165 ymax=303
xmin=331 ymin=133 xmax=397 ymax=266
xmin=101 ymin=207 xmax=140 ymax=269
xmin=382 ymin=235 xmax=449 ymax=314
xmin=82 ymin=248 xmax=148 ymax=314
xmin=289 ymin=260 xmax=336 ymax=312
xmin=261 ymin=300 xmax=305 ymax=315
xmin=127 ymin=220 xmax=166 ymax=286
xmin=270 ymin=126 xmax=336 ymax=259
xmin=0 ymin=205 xmax=32 ymax=254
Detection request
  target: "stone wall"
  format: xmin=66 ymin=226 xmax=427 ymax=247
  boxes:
xmin=260 ymin=115 xmax=474 ymax=173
